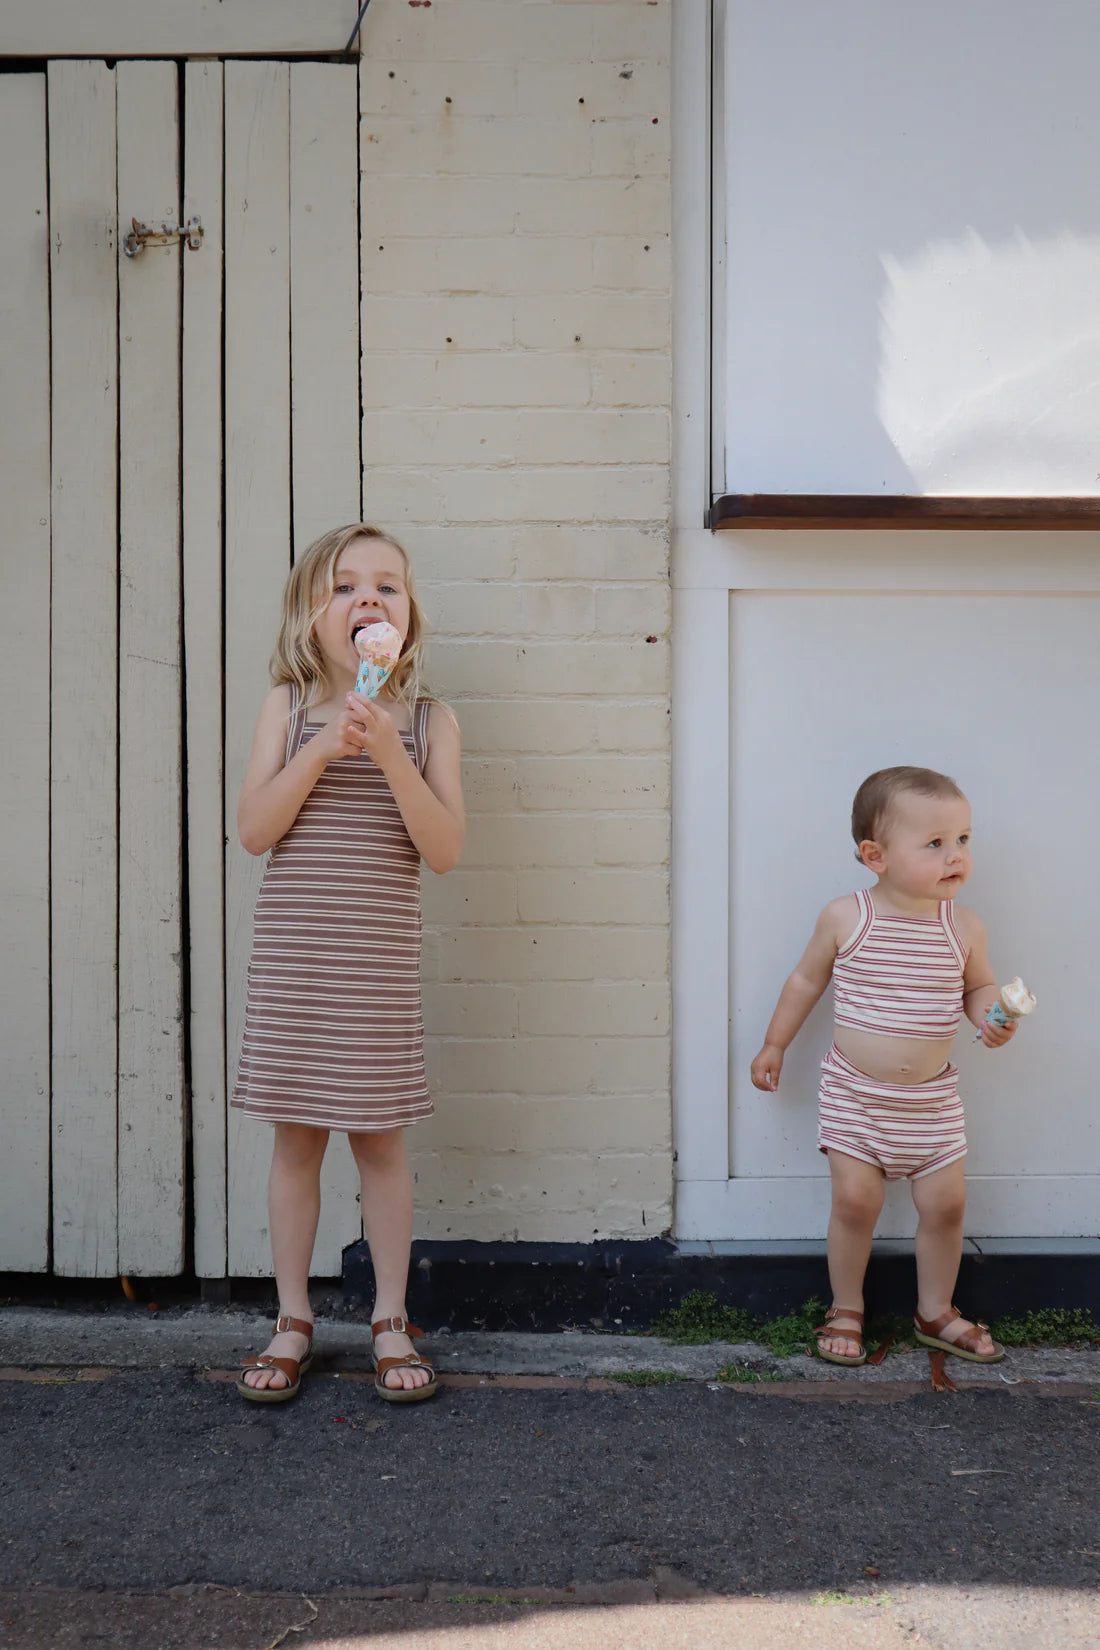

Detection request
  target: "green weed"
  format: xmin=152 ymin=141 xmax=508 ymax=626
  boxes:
xmin=716 ymin=1363 xmax=783 ymax=1384
xmin=990 ymin=1307 xmax=1100 ymax=1348
xmin=812 ymin=1591 xmax=883 ymax=1607
xmin=654 ymin=1289 xmax=761 ymax=1346
xmin=758 ymin=1299 xmax=826 ymax=1359
xmin=607 ymin=1370 xmax=687 ymax=1387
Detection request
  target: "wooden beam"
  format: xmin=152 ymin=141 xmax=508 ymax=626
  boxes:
xmin=710 ymin=495 xmax=1100 ymax=530
xmin=0 ymin=1 xmax=362 ymax=59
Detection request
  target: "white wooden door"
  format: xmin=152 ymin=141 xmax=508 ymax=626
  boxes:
xmin=673 ymin=537 xmax=1100 ymax=1242
xmin=0 ymin=59 xmax=361 ymax=1278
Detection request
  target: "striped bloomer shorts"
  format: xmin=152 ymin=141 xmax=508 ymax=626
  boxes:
xmin=817 ymin=1043 xmax=967 ymax=1181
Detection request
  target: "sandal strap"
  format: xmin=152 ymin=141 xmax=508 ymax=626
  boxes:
xmin=815 ymin=1307 xmax=864 ymax=1331
xmin=375 ymin=1352 xmax=434 ymax=1377
xmin=239 ymin=1354 xmax=299 ymax=1383
xmin=915 ymin=1306 xmax=992 ymax=1355
xmin=274 ymin=1314 xmax=314 ymax=1339
xmin=371 ymin=1315 xmax=424 ymax=1339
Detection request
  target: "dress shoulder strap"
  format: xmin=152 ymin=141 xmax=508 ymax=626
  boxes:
xmin=284 ymin=683 xmax=308 ymax=766
xmin=411 ymin=697 xmax=432 ymax=773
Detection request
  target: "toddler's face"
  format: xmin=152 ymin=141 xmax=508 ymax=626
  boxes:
xmin=867 ymin=791 xmax=973 ymax=902
xmin=313 ymin=535 xmax=411 ymax=682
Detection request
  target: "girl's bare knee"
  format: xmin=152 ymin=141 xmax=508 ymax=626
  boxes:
xmin=272 ymin=1123 xmax=329 ymax=1170
xmin=348 ymin=1126 xmax=404 ymax=1166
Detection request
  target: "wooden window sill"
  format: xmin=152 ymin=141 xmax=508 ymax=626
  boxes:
xmin=710 ymin=496 xmax=1100 ymax=530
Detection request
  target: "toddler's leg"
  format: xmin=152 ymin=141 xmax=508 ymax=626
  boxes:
xmin=242 ymin=1122 xmax=329 ymax=1392
xmin=911 ymin=1160 xmax=997 ymax=1357
xmin=348 ymin=1128 xmax=431 ymax=1393
xmin=822 ymin=1150 xmax=884 ymax=1358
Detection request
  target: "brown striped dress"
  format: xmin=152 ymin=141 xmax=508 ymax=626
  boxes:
xmin=231 ymin=687 xmax=433 ymax=1132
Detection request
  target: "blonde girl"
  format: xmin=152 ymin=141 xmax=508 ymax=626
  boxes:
xmin=232 ymin=525 xmax=464 ymax=1404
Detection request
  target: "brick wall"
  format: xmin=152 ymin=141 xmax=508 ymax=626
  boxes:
xmin=360 ymin=0 xmax=672 ymax=1241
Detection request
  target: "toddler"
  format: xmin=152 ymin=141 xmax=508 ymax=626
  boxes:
xmin=751 ymin=767 xmax=1019 ymax=1365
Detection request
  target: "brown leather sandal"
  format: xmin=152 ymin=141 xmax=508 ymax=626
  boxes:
xmin=914 ymin=1305 xmax=1005 ymax=1363
xmin=814 ymin=1306 xmax=868 ymax=1366
xmin=236 ymin=1314 xmax=315 ymax=1403
xmin=371 ymin=1314 xmax=438 ymax=1404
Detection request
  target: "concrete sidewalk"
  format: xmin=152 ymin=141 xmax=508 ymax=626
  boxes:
xmin=3 ymin=1303 xmax=1099 ymax=1386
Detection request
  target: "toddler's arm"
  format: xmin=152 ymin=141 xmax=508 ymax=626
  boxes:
xmin=750 ymin=898 xmax=851 ymax=1091
xmin=956 ymin=908 xmax=1018 ymax=1049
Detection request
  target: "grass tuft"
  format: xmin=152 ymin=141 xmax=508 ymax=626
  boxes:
xmin=607 ymin=1370 xmax=687 ymax=1387
xmin=716 ymin=1363 xmax=783 ymax=1385
xmin=654 ymin=1290 xmax=761 ymax=1346
xmin=758 ymin=1298 xmax=826 ymax=1359
xmin=989 ymin=1307 xmax=1100 ymax=1348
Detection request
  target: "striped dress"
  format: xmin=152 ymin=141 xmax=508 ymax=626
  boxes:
xmin=231 ymin=687 xmax=433 ymax=1132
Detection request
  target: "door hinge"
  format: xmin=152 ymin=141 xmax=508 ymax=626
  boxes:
xmin=123 ymin=216 xmax=204 ymax=258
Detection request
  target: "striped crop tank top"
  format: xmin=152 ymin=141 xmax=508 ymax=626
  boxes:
xmin=832 ymin=888 xmax=967 ymax=1039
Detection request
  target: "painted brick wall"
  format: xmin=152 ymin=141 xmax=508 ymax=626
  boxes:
xmin=360 ymin=0 xmax=672 ymax=1241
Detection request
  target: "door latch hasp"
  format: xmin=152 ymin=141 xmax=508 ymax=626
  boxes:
xmin=123 ymin=216 xmax=204 ymax=258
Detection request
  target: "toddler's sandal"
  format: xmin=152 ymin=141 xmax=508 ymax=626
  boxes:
xmin=814 ymin=1306 xmax=867 ymax=1366
xmin=236 ymin=1313 xmax=315 ymax=1403
xmin=914 ymin=1305 xmax=1005 ymax=1363
xmin=371 ymin=1315 xmax=438 ymax=1404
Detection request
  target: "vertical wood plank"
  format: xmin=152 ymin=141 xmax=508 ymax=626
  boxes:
xmin=116 ymin=60 xmax=185 ymax=1274
xmin=184 ymin=60 xmax=228 ymax=1278
xmin=224 ymin=61 xmax=293 ymax=1275
xmin=290 ymin=62 xmax=362 ymax=549
xmin=48 ymin=61 xmax=120 ymax=1277
xmin=290 ymin=59 xmax=366 ymax=1269
xmin=0 ymin=76 xmax=51 ymax=1271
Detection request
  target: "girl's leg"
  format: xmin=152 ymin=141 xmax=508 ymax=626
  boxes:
xmin=822 ymin=1150 xmax=885 ymax=1358
xmin=347 ymin=1128 xmax=430 ymax=1392
xmin=242 ymin=1122 xmax=330 ymax=1392
xmin=911 ymin=1160 xmax=996 ymax=1355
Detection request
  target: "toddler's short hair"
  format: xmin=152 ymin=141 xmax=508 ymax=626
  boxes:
xmin=851 ymin=766 xmax=965 ymax=847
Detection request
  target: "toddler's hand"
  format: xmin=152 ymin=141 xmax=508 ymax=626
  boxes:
xmin=980 ymin=1016 xmax=1018 ymax=1050
xmin=751 ymin=1044 xmax=784 ymax=1091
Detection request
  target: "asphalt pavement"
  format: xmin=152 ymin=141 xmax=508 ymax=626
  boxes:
xmin=1 ymin=1306 xmax=1099 ymax=1649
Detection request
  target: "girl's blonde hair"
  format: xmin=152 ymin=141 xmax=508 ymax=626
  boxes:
xmin=270 ymin=523 xmax=429 ymax=712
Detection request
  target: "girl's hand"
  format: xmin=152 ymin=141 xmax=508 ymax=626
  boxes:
xmin=308 ymin=703 xmax=375 ymax=765
xmin=751 ymin=1044 xmax=784 ymax=1091
xmin=346 ymin=691 xmax=406 ymax=772
xmin=980 ymin=1016 xmax=1018 ymax=1050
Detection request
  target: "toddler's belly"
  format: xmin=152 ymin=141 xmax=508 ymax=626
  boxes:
xmin=833 ymin=1026 xmax=955 ymax=1085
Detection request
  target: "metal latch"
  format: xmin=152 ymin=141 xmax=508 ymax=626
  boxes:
xmin=123 ymin=216 xmax=204 ymax=257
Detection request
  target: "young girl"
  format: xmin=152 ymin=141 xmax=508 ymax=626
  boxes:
xmin=232 ymin=524 xmax=464 ymax=1405
xmin=751 ymin=766 xmax=1019 ymax=1367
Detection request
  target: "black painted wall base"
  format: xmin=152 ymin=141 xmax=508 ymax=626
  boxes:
xmin=342 ymin=1238 xmax=1100 ymax=1333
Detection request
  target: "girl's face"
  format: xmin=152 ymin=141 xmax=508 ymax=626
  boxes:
xmin=312 ymin=535 xmax=412 ymax=685
xmin=861 ymin=792 xmax=973 ymax=904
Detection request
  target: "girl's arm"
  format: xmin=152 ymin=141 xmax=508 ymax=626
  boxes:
xmin=238 ymin=685 xmax=369 ymax=855
xmin=351 ymin=693 xmax=465 ymax=875
xmin=750 ymin=898 xmax=852 ymax=1092
xmin=955 ymin=907 xmax=1016 ymax=1048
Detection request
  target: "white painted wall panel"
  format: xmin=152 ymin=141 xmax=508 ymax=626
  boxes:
xmin=720 ymin=0 xmax=1100 ymax=495
xmin=727 ymin=586 xmax=1100 ymax=1236
xmin=116 ymin=61 xmax=186 ymax=1274
xmin=48 ymin=61 xmax=120 ymax=1277
xmin=0 ymin=76 xmax=50 ymax=1271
